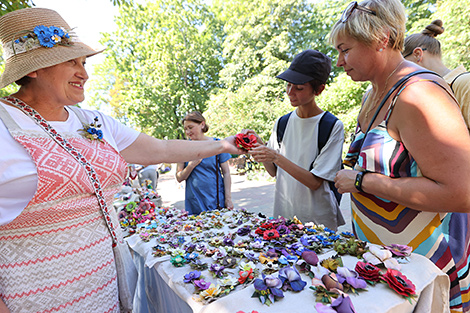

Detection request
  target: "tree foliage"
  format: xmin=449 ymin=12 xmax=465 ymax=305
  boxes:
xmin=0 ymin=0 xmax=130 ymax=16
xmin=90 ymin=0 xmax=222 ymax=139
xmin=0 ymin=0 xmax=33 ymax=15
xmin=205 ymin=0 xmax=337 ymax=140
xmin=2 ymin=0 xmax=466 ymax=145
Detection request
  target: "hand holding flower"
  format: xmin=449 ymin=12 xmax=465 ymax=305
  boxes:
xmin=235 ymin=133 xmax=258 ymax=151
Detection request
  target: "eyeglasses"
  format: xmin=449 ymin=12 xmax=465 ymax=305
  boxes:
xmin=341 ymin=1 xmax=376 ymax=23
xmin=402 ymin=48 xmax=427 ymax=59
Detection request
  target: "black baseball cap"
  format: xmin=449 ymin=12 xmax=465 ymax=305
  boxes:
xmin=276 ymin=49 xmax=331 ymax=85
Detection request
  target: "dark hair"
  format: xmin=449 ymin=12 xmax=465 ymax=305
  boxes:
xmin=403 ymin=19 xmax=444 ymax=57
xmin=308 ymin=79 xmax=323 ymax=94
xmin=15 ymin=76 xmax=32 ymax=86
xmin=182 ymin=111 xmax=209 ymax=133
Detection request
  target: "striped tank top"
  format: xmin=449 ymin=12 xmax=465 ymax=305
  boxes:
xmin=345 ymin=78 xmax=470 ymax=312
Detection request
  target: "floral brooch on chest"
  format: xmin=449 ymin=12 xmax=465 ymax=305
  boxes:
xmin=79 ymin=116 xmax=104 ymax=141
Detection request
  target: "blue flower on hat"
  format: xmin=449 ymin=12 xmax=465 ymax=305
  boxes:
xmin=49 ymin=26 xmax=64 ymax=38
xmin=34 ymin=25 xmax=54 ymax=48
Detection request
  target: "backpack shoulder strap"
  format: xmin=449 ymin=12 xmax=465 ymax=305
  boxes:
xmin=450 ymin=72 xmax=470 ymax=93
xmin=276 ymin=111 xmax=293 ymax=145
xmin=309 ymin=111 xmax=339 ymax=172
xmin=318 ymin=111 xmax=339 ymax=153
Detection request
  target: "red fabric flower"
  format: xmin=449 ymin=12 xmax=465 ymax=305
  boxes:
xmin=238 ymin=268 xmax=254 ymax=284
xmin=255 ymin=222 xmax=274 ymax=236
xmin=382 ymin=268 xmax=416 ymax=297
xmin=263 ymin=229 xmax=280 ymax=240
xmin=355 ymin=261 xmax=382 ymax=282
xmin=235 ymin=133 xmax=257 ymax=150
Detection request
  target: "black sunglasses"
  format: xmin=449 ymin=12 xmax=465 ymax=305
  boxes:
xmin=341 ymin=1 xmax=376 ymax=23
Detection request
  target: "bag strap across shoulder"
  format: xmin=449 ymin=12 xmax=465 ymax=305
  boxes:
xmin=364 ymin=70 xmax=438 ymax=135
xmin=2 ymin=96 xmax=121 ymax=246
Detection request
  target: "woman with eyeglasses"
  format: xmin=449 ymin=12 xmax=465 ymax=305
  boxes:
xmin=330 ymin=0 xmax=470 ymax=311
xmin=403 ymin=19 xmax=470 ymax=132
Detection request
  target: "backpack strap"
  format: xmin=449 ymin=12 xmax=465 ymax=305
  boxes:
xmin=317 ymin=111 xmax=338 ymax=154
xmin=450 ymin=72 xmax=470 ymax=93
xmin=276 ymin=111 xmax=293 ymax=146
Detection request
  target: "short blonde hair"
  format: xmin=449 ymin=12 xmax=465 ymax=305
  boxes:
xmin=329 ymin=0 xmax=406 ymax=51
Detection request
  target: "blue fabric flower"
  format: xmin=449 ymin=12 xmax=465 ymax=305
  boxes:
xmin=34 ymin=25 xmax=54 ymax=48
xmin=253 ymin=274 xmax=284 ymax=305
xmin=49 ymin=26 xmax=64 ymax=37
xmin=183 ymin=270 xmax=201 ymax=283
xmin=278 ymin=266 xmax=307 ymax=291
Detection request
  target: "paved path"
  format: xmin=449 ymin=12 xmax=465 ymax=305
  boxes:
xmin=156 ymin=170 xmax=352 ymax=232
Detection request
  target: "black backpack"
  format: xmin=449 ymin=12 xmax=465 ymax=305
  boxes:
xmin=276 ymin=111 xmax=343 ymax=205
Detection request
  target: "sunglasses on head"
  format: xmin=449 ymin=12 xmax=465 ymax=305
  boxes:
xmin=341 ymin=1 xmax=376 ymax=23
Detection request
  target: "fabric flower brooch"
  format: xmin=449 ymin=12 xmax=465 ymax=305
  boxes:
xmin=235 ymin=133 xmax=257 ymax=151
xmin=13 ymin=25 xmax=72 ymax=52
xmin=79 ymin=116 xmax=103 ymax=141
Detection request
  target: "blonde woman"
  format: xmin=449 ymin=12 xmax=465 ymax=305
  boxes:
xmin=330 ymin=1 xmax=470 ymax=311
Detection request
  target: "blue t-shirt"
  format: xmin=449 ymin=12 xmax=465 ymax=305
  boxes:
xmin=184 ymin=140 xmax=231 ymax=215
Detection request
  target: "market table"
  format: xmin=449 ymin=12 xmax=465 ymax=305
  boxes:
xmin=122 ymin=208 xmax=450 ymax=313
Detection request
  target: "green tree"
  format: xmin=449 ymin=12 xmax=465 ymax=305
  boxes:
xmin=432 ymin=0 xmax=470 ymax=69
xmin=206 ymin=0 xmax=330 ymax=139
xmin=90 ymin=0 xmax=222 ymax=139
xmin=0 ymin=0 xmax=33 ymax=15
xmin=0 ymin=0 xmax=130 ymax=15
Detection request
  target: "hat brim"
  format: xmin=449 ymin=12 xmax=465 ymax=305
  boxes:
xmin=276 ymin=69 xmax=315 ymax=85
xmin=0 ymin=42 xmax=104 ymax=89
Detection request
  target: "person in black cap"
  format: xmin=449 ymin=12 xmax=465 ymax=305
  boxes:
xmin=244 ymin=49 xmax=345 ymax=230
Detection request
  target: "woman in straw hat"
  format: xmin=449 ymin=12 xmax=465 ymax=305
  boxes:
xmin=0 ymin=8 xmax=242 ymax=313
xmin=330 ymin=0 xmax=470 ymax=310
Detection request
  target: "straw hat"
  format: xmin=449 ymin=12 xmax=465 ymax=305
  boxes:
xmin=0 ymin=7 xmax=103 ymax=89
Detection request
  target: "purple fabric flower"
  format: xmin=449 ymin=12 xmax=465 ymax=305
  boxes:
xmin=209 ymin=263 xmax=225 ymax=277
xmin=223 ymin=237 xmax=234 ymax=246
xmin=300 ymin=234 xmax=319 ymax=246
xmin=276 ymin=224 xmax=291 ymax=235
xmin=331 ymin=294 xmax=356 ymax=312
xmin=384 ymin=244 xmax=413 ymax=257
xmin=183 ymin=270 xmax=201 ymax=283
xmin=278 ymin=266 xmax=307 ymax=291
xmin=244 ymin=250 xmax=258 ymax=262
xmin=194 ymin=279 xmax=211 ymax=290
xmin=253 ymin=274 xmax=284 ymax=304
xmin=184 ymin=243 xmax=196 ymax=253
xmin=336 ymin=267 xmax=368 ymax=290
xmin=315 ymin=294 xmax=356 ymax=313
xmin=237 ymin=226 xmax=251 ymax=236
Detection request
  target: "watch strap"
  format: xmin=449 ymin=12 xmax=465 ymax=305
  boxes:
xmin=355 ymin=170 xmax=371 ymax=193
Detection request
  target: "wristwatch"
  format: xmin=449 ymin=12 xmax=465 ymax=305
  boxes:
xmin=355 ymin=170 xmax=371 ymax=193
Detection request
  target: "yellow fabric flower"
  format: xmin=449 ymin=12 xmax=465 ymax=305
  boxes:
xmin=199 ymin=284 xmax=222 ymax=300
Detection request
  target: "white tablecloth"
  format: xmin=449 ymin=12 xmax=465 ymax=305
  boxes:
xmin=127 ymin=233 xmax=450 ymax=313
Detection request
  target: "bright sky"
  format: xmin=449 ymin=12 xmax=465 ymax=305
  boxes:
xmin=33 ymin=0 xmax=120 ymax=108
